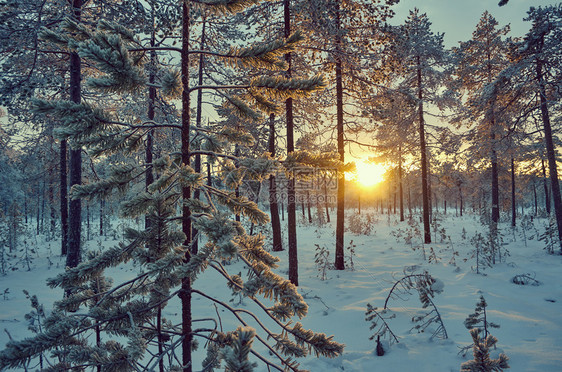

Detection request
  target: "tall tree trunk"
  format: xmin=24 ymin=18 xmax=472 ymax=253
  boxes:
xmin=399 ymin=146 xmax=404 ymax=222
xmin=324 ymin=176 xmax=330 ymax=223
xmin=458 ymin=184 xmax=463 ymax=217
xmin=542 ymin=158 xmax=550 ymax=214
xmin=417 ymin=56 xmax=431 ymax=244
xmin=180 ymin=2 xmax=193 ymax=370
xmin=537 ymin=55 xmax=562 ymax=252
xmin=533 ymin=181 xmax=538 ymax=216
xmin=284 ymin=0 xmax=298 ymax=285
xmin=307 ymin=190 xmax=312 ymax=223
xmin=408 ymin=185 xmax=412 ymax=218
xmin=60 ymin=139 xmax=68 ymax=255
xmin=145 ymin=12 xmax=156 ymax=231
xmin=491 ymin=123 xmax=499 ymax=224
xmin=67 ymin=0 xmax=82 ymax=268
xmin=511 ymin=156 xmax=516 ymax=227
xmin=334 ymin=0 xmax=345 ymax=270
xmin=192 ymin=16 xmax=206 ymax=255
xmin=268 ymin=114 xmax=283 ymax=251
xmin=99 ymin=199 xmax=104 ymax=236
xmin=48 ymin=163 xmax=56 ymax=240
xmin=86 ymin=200 xmax=90 ymax=241
xmin=235 ymin=145 xmax=241 ymax=223
xmin=147 ymin=6 xmax=163 ymax=371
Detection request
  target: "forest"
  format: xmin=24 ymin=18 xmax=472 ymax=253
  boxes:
xmin=0 ymin=0 xmax=561 ymax=371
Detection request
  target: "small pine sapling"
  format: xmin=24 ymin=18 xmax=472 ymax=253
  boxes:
xmin=384 ymin=270 xmax=448 ymax=340
xmin=464 ymin=295 xmax=500 ymax=339
xmin=428 ymin=247 xmax=440 ymax=264
xmin=365 ymin=303 xmax=399 ymax=355
xmin=511 ymin=273 xmax=541 ymax=286
xmin=460 ymin=329 xmax=509 ymax=371
xmin=538 ymin=216 xmax=559 ymax=254
xmin=431 ymin=213 xmax=447 ymax=242
xmin=519 ymin=214 xmax=535 ymax=247
xmin=345 ymin=240 xmax=356 ymax=270
xmin=447 ymin=236 xmax=459 ymax=266
xmin=22 ymin=290 xmax=46 ymax=369
xmin=468 ymin=232 xmax=493 ymax=274
xmin=314 ymin=244 xmax=331 ymax=280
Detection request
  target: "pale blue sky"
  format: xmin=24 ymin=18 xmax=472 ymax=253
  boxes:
xmin=391 ymin=0 xmax=559 ymax=47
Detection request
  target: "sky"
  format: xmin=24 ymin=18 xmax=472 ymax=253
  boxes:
xmin=391 ymin=0 xmax=559 ymax=47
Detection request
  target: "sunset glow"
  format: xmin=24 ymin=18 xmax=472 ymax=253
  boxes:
xmin=354 ymin=160 xmax=386 ymax=187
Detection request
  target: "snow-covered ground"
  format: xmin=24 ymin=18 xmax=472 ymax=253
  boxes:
xmin=1 ymin=210 xmax=561 ymax=371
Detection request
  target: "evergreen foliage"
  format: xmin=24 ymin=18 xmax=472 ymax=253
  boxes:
xmin=460 ymin=329 xmax=509 ymax=372
xmin=0 ymin=1 xmax=343 ymax=370
xmin=464 ymin=295 xmax=500 ymax=338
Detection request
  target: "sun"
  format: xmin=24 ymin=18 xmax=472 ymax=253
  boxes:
xmin=355 ymin=160 xmax=386 ymax=187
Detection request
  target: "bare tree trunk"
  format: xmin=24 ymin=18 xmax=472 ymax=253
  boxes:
xmin=537 ymin=55 xmax=562 ymax=252
xmin=192 ymin=16 xmax=206 ymax=255
xmin=533 ymin=181 xmax=538 ymax=216
xmin=285 ymin=0 xmax=298 ymax=285
xmin=86 ymin=200 xmax=90 ymax=241
xmin=67 ymin=0 xmax=83 ymax=268
xmin=324 ymin=175 xmax=330 ymax=223
xmin=60 ymin=139 xmax=68 ymax=255
xmin=180 ymin=2 xmax=193 ymax=370
xmin=99 ymin=199 xmax=104 ymax=236
xmin=145 ymin=9 xmax=156 ymax=231
xmin=417 ymin=56 xmax=431 ymax=244
xmin=459 ymin=184 xmax=463 ymax=217
xmin=491 ymin=125 xmax=499 ymax=224
xmin=399 ymin=146 xmax=404 ymax=222
xmin=511 ymin=156 xmax=516 ymax=227
xmin=542 ymin=158 xmax=550 ymax=214
xmin=268 ymin=114 xmax=283 ymax=251
xmin=307 ymin=189 xmax=312 ymax=223
xmin=334 ymin=0 xmax=345 ymax=270
xmin=408 ymin=185 xmax=412 ymax=218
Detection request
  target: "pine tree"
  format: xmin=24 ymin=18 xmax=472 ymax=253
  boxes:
xmin=297 ymin=0 xmax=398 ymax=269
xmin=453 ymin=11 xmax=511 ymax=235
xmin=461 ymin=329 xmax=509 ymax=372
xmin=0 ymin=2 xmax=343 ymax=371
xmin=464 ymin=295 xmax=499 ymax=338
xmin=384 ymin=8 xmax=450 ymax=243
xmin=516 ymin=5 xmax=562 ymax=252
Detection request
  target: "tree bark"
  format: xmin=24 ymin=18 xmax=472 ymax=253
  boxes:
xmin=67 ymin=0 xmax=82 ymax=268
xmin=537 ymin=54 xmax=562 ymax=252
xmin=334 ymin=0 xmax=345 ymax=270
xmin=145 ymin=7 xmax=156 ymax=231
xmin=542 ymin=158 xmax=550 ymax=214
xmin=399 ymin=145 xmax=404 ymax=222
xmin=60 ymin=139 xmax=68 ymax=255
xmin=180 ymin=2 xmax=193 ymax=371
xmin=268 ymin=114 xmax=283 ymax=251
xmin=192 ymin=16 xmax=206 ymax=255
xmin=533 ymin=181 xmax=538 ymax=216
xmin=511 ymin=156 xmax=516 ymax=227
xmin=491 ymin=123 xmax=499 ymax=224
xmin=324 ymin=175 xmax=330 ymax=223
xmin=284 ymin=0 xmax=298 ymax=285
xmin=417 ymin=56 xmax=431 ymax=244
